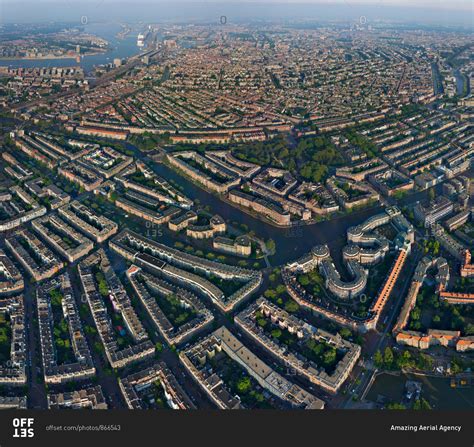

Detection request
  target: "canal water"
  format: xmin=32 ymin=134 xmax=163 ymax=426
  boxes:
xmin=146 ymin=156 xmax=383 ymax=267
xmin=125 ymin=143 xmax=454 ymax=268
xmin=454 ymin=69 xmax=470 ymax=97
xmin=367 ymin=372 xmax=474 ymax=410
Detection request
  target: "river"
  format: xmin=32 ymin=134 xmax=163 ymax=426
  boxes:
xmin=0 ymin=22 xmax=141 ymax=74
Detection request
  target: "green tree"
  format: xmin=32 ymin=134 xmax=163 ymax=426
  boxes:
xmin=417 ymin=353 xmax=434 ymax=371
xmin=236 ymin=377 xmax=251 ymax=394
xmin=396 ymin=350 xmax=414 ymax=369
xmin=264 ymin=289 xmax=277 ymax=300
xmin=383 ymin=347 xmax=394 ymax=369
xmin=428 ymin=188 xmax=436 ymax=201
xmin=271 ymin=329 xmax=282 ymax=339
xmin=284 ymin=300 xmax=299 ymax=313
xmin=386 ymin=402 xmax=407 ymax=410
xmin=298 ymin=275 xmax=310 ymax=286
xmin=413 ymin=398 xmax=432 ymax=410
xmin=374 ymin=350 xmax=383 ymax=368
xmin=465 ymin=324 xmax=474 ymax=335
xmin=275 ymin=284 xmax=287 ymax=295
xmin=450 ymin=358 xmax=465 ymax=374
xmin=323 ymin=348 xmax=337 ymax=367
xmin=266 ymin=239 xmax=276 ymax=254
xmin=339 ymin=328 xmax=352 ymax=339
xmin=410 ymin=307 xmax=421 ymax=321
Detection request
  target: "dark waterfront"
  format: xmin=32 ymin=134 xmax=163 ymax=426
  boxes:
xmin=367 ymin=372 xmax=474 ymax=410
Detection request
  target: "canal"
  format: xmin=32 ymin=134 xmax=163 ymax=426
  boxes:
xmin=124 ymin=141 xmax=444 ymax=268
xmin=146 ymin=156 xmax=384 ymax=266
xmin=454 ymin=69 xmax=470 ymax=98
xmin=367 ymin=372 xmax=474 ymax=410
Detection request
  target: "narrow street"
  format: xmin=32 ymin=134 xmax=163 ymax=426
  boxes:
xmin=68 ymin=266 xmax=127 ymax=409
xmin=23 ymin=280 xmax=47 ymax=409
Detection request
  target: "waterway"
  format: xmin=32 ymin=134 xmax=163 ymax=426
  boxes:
xmin=367 ymin=372 xmax=474 ymax=410
xmin=121 ymin=140 xmax=440 ymax=268
xmin=0 ymin=22 xmax=141 ymax=74
xmin=454 ymin=69 xmax=470 ymax=97
xmin=145 ymin=156 xmax=383 ymax=266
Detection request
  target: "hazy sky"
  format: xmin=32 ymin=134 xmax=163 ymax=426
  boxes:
xmin=0 ymin=0 xmax=472 ymax=9
xmin=0 ymin=0 xmax=472 ymax=25
xmin=240 ymin=0 xmax=473 ymax=10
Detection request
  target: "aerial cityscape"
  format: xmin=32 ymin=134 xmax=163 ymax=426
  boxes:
xmin=0 ymin=0 xmax=473 ymax=420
